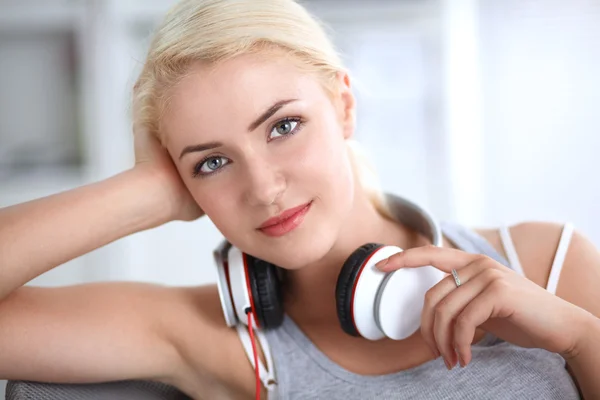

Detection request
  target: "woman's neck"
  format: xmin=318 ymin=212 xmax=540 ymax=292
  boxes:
xmin=283 ymin=189 xmax=430 ymax=325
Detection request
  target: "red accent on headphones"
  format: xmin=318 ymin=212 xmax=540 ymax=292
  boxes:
xmin=348 ymin=249 xmax=379 ymax=334
xmin=242 ymin=254 xmax=260 ymax=328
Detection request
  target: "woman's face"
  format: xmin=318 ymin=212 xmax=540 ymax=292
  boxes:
xmin=162 ymin=53 xmax=357 ymax=269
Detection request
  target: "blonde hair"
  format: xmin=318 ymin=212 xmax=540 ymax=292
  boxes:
xmin=133 ymin=0 xmax=392 ymax=218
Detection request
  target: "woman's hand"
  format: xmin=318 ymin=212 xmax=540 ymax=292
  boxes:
xmin=133 ymin=127 xmax=203 ymax=222
xmin=376 ymin=246 xmax=592 ymax=370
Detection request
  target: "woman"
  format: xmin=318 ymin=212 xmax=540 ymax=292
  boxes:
xmin=1 ymin=0 xmax=599 ymax=399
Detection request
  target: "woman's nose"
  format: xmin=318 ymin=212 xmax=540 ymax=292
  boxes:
xmin=243 ymin=160 xmax=287 ymax=207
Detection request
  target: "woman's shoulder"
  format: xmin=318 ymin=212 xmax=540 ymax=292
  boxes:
xmin=473 ymin=221 xmax=565 ymax=255
xmin=472 ymin=221 xmax=577 ymax=288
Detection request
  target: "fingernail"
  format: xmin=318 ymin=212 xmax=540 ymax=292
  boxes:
xmin=458 ymin=354 xmax=465 ymax=368
xmin=375 ymin=259 xmax=388 ymax=269
xmin=444 ymin=358 xmax=452 ymax=371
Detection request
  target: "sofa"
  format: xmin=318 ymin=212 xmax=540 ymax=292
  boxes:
xmin=5 ymin=380 xmax=190 ymax=400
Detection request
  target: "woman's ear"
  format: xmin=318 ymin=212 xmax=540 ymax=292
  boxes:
xmin=335 ymin=71 xmax=356 ymax=140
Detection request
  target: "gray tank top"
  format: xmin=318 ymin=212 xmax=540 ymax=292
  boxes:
xmin=263 ymin=222 xmax=580 ymax=399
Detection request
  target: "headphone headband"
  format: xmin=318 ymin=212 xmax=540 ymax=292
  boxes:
xmin=383 ymin=193 xmax=442 ymax=247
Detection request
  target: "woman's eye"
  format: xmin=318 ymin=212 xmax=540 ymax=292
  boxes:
xmin=194 ymin=156 xmax=229 ymax=177
xmin=269 ymin=118 xmax=301 ymax=140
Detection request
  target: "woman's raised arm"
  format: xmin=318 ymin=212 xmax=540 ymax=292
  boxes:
xmin=0 ymin=128 xmax=202 ymax=301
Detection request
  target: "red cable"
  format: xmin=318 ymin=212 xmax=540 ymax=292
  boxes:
xmin=247 ymin=311 xmax=261 ymax=400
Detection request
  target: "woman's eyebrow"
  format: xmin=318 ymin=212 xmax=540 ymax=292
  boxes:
xmin=179 ymin=141 xmax=222 ymax=160
xmin=247 ymin=98 xmax=298 ymax=132
xmin=179 ymin=98 xmax=298 ymax=160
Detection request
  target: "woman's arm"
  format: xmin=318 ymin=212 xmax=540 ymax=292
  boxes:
xmin=0 ymin=166 xmax=184 ymax=385
xmin=0 ymin=281 xmax=182 ymax=385
xmin=508 ymin=223 xmax=600 ymax=399
xmin=0 ymin=168 xmax=169 ymax=301
xmin=0 ymin=282 xmax=261 ymax=398
xmin=564 ymin=313 xmax=600 ymax=399
xmin=0 ymin=130 xmax=215 ymax=393
xmin=0 ymin=126 xmax=202 ymax=302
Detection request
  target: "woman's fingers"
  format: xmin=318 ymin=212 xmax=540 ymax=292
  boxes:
xmin=453 ymin=271 xmax=511 ymax=366
xmin=420 ymin=260 xmax=485 ymax=366
xmin=432 ymin=268 xmax=494 ymax=368
xmin=376 ymin=245 xmax=515 ymax=370
xmin=376 ymin=245 xmax=485 ymax=273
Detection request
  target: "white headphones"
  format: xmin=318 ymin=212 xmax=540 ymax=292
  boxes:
xmin=213 ymin=193 xmax=444 ymax=340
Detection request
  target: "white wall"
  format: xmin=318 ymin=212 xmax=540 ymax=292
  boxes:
xmin=477 ymin=0 xmax=600 ymax=244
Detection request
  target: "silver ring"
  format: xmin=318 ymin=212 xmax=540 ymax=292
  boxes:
xmin=451 ymin=268 xmax=461 ymax=287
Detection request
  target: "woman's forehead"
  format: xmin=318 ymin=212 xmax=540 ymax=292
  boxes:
xmin=162 ymin=55 xmax=328 ymax=143
xmin=177 ymin=54 xmax=319 ymax=103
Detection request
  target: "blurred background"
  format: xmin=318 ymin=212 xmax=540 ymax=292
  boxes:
xmin=0 ymin=0 xmax=599 ymax=394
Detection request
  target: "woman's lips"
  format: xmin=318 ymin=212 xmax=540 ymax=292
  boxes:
xmin=258 ymin=201 xmax=312 ymax=237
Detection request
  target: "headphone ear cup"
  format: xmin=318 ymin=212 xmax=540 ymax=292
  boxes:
xmin=245 ymin=255 xmax=284 ymax=329
xmin=335 ymin=243 xmax=383 ymax=336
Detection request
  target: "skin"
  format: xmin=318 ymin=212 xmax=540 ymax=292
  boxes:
xmin=0 ymin=52 xmax=599 ymax=399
